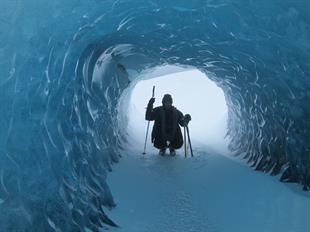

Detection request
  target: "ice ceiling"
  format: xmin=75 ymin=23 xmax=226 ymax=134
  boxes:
xmin=0 ymin=0 xmax=309 ymax=230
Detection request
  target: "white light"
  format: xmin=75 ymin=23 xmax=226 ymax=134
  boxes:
xmin=122 ymin=66 xmax=230 ymax=155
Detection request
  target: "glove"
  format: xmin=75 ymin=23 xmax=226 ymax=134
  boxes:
xmin=184 ymin=114 xmax=191 ymax=124
xmin=148 ymin=98 xmax=155 ymax=106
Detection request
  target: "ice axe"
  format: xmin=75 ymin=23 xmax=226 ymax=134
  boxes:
xmin=142 ymin=85 xmax=155 ymax=155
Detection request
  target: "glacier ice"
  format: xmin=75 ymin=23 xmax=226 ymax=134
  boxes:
xmin=0 ymin=0 xmax=309 ymax=230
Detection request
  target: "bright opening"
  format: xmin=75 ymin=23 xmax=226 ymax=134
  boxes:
xmin=119 ymin=66 xmax=229 ymax=155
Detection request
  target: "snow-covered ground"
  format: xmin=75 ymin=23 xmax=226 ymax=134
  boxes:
xmin=107 ymin=145 xmax=310 ymax=232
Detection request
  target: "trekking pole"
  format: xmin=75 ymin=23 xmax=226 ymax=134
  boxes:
xmin=186 ymin=124 xmax=194 ymax=157
xmin=142 ymin=86 xmax=155 ymax=155
xmin=184 ymin=125 xmax=187 ymax=158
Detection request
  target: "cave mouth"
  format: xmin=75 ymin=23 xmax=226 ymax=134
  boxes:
xmin=117 ymin=65 xmax=230 ymax=156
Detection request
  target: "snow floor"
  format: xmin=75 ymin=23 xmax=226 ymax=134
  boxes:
xmin=107 ymin=146 xmax=310 ymax=232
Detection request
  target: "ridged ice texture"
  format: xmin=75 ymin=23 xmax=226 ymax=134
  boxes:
xmin=0 ymin=0 xmax=309 ymax=231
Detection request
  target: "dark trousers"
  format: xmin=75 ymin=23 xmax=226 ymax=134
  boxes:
xmin=153 ymin=134 xmax=183 ymax=150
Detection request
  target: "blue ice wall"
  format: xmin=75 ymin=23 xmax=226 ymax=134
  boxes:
xmin=0 ymin=0 xmax=309 ymax=230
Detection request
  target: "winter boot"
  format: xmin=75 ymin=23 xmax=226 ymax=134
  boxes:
xmin=159 ymin=148 xmax=166 ymax=156
xmin=169 ymin=147 xmax=176 ymax=156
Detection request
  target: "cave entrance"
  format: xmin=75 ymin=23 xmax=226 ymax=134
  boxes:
xmin=120 ymin=65 xmax=229 ymax=155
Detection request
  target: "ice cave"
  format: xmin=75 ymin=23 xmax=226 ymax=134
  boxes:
xmin=0 ymin=0 xmax=309 ymax=231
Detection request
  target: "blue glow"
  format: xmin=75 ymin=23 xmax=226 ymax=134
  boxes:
xmin=0 ymin=0 xmax=309 ymax=230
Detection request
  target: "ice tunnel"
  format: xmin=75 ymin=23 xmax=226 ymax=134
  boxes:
xmin=0 ymin=0 xmax=309 ymax=230
xmin=121 ymin=66 xmax=229 ymax=155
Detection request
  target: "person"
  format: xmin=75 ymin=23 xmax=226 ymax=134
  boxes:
xmin=145 ymin=94 xmax=191 ymax=156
